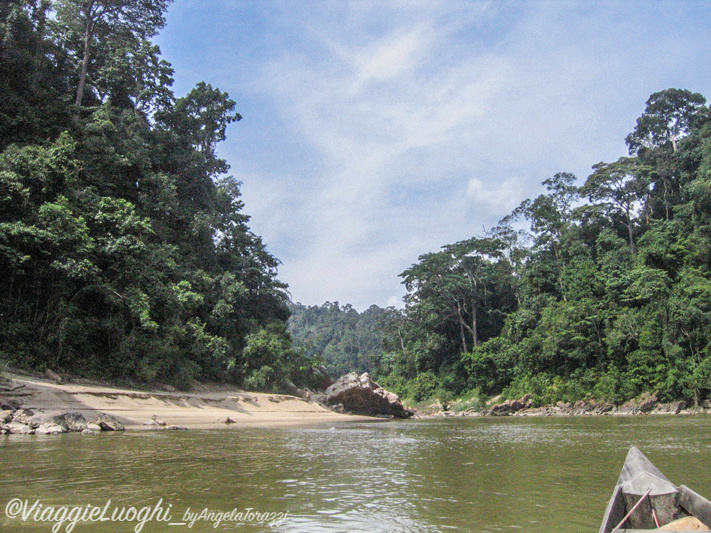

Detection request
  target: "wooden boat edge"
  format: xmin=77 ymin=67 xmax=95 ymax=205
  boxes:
xmin=678 ymin=485 xmax=711 ymax=527
xmin=599 ymin=484 xmax=625 ymax=533
xmin=599 ymin=448 xmax=711 ymax=533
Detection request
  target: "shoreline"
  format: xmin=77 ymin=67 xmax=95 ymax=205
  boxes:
xmin=415 ymin=408 xmax=709 ymax=419
xmin=0 ymin=373 xmax=379 ymax=432
xmin=414 ymin=396 xmax=709 ymax=419
xmin=5 ymin=373 xmax=706 ymax=431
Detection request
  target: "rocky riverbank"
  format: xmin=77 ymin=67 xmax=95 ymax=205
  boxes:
xmin=416 ymin=392 xmax=709 ymax=418
xmin=0 ymin=409 xmax=125 ymax=435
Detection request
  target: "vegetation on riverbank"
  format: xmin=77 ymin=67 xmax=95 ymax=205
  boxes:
xmin=4 ymin=3 xmax=711 ymax=407
xmin=0 ymin=0 xmax=321 ymax=391
xmin=290 ymin=88 xmax=711 ymax=408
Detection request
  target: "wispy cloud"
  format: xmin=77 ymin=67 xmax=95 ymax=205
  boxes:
xmin=157 ymin=1 xmax=711 ymax=309
xmin=247 ymin=3 xmax=514 ymax=293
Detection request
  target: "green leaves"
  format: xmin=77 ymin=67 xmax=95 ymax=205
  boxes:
xmin=626 ymin=88 xmax=707 ymax=154
xmin=241 ymin=324 xmax=312 ymax=391
xmin=0 ymin=1 xmax=295 ymax=391
xmin=0 ymin=132 xmax=79 ymax=213
xmin=53 ymin=0 xmax=172 ymax=107
xmin=288 ymin=302 xmax=399 ymax=378
xmin=583 ymin=157 xmax=651 ymax=254
xmin=364 ymin=89 xmax=711 ymax=405
xmin=157 ymin=82 xmax=240 ymax=177
xmin=508 ymin=171 xmax=579 ymax=251
xmin=399 ymin=235 xmax=517 ymax=376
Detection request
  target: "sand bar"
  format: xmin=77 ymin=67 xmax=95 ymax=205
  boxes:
xmin=1 ymin=374 xmax=377 ymax=430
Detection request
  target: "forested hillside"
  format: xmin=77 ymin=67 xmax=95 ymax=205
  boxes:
xmin=290 ymin=89 xmax=711 ymax=407
xmin=288 ymin=302 xmax=400 ymax=378
xmin=376 ymin=88 xmax=711 ymax=406
xmin=0 ymin=0 xmax=315 ymax=391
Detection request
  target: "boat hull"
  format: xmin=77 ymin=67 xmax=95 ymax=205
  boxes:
xmin=599 ymin=447 xmax=711 ymax=533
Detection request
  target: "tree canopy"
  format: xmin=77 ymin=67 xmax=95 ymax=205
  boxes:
xmin=4 ymin=7 xmax=711 ymax=405
xmin=0 ymin=0 xmax=315 ymax=391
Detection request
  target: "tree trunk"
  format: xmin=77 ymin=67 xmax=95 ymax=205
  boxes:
xmin=75 ymin=26 xmax=91 ymax=106
xmin=75 ymin=3 xmax=96 ymax=107
xmin=457 ymin=300 xmax=468 ymax=353
xmin=663 ymin=179 xmax=670 ymax=221
xmin=625 ymin=209 xmax=636 ymax=256
xmin=471 ymin=298 xmax=479 ymax=349
xmin=554 ymin=243 xmax=567 ymax=302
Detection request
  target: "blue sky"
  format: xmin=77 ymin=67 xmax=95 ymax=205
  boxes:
xmin=154 ymin=1 xmax=711 ymax=310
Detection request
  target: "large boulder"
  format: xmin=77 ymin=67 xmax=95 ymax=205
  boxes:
xmin=618 ymin=392 xmax=659 ymax=415
xmin=638 ymin=392 xmax=658 ymax=413
xmin=488 ymin=400 xmax=516 ymax=416
xmin=47 ymin=412 xmax=88 ymax=432
xmin=311 ymin=365 xmax=334 ymax=391
xmin=11 ymin=408 xmax=35 ymax=425
xmin=325 ymin=373 xmax=414 ymax=419
xmin=7 ymin=422 xmax=34 ymax=434
xmin=92 ymin=413 xmax=125 ymax=431
xmin=35 ymin=423 xmax=66 ymax=435
xmin=649 ymin=400 xmax=686 ymax=415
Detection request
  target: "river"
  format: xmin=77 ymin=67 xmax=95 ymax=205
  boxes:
xmin=1 ymin=416 xmax=711 ymax=532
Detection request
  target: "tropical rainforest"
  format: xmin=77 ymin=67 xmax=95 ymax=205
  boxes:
xmin=291 ymin=88 xmax=711 ymax=408
xmin=3 ymin=2 xmax=711 ymax=406
xmin=0 ymin=0 xmax=316 ymax=391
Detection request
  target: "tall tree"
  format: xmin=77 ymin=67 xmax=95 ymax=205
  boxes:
xmin=401 ymin=236 xmax=515 ymax=355
xmin=582 ymin=157 xmax=651 ymax=255
xmin=626 ymin=89 xmax=707 ymax=155
xmin=0 ymin=0 xmax=313 ymax=391
xmin=157 ymin=82 xmax=241 ymax=176
xmin=0 ymin=0 xmax=73 ymax=147
xmin=53 ymin=0 xmax=171 ymax=107
xmin=506 ymin=172 xmax=580 ymax=301
xmin=625 ymin=89 xmax=708 ymax=220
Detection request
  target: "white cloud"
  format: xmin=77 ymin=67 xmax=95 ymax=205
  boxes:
xmin=466 ymin=177 xmax=525 ymax=222
xmin=352 ymin=26 xmax=431 ymax=89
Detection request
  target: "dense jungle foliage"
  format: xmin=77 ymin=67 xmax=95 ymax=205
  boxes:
xmin=291 ymin=88 xmax=711 ymax=407
xmin=0 ymin=0 xmax=319 ymax=391
xmin=5 ymin=3 xmax=711 ymax=404
xmin=288 ymin=302 xmax=401 ymax=378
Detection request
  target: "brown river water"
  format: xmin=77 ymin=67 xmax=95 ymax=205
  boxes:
xmin=1 ymin=415 xmax=711 ymax=532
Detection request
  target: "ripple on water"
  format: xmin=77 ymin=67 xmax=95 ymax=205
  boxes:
xmin=2 ymin=417 xmax=711 ymax=532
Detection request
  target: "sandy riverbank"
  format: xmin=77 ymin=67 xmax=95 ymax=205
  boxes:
xmin=0 ymin=373 xmax=377 ymax=430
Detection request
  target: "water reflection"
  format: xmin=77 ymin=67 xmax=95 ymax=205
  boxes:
xmin=1 ymin=416 xmax=710 ymax=532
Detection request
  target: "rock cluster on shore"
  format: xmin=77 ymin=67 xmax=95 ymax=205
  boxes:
xmin=0 ymin=408 xmax=125 ymax=435
xmin=319 ymin=372 xmax=415 ymax=419
xmin=489 ymin=392 xmax=691 ymax=417
xmin=420 ymin=392 xmax=704 ymax=418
